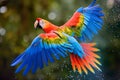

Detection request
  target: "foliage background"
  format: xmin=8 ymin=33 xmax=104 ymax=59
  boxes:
xmin=0 ymin=0 xmax=120 ymax=80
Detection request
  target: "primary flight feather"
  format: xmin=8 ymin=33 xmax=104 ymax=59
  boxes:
xmin=11 ymin=0 xmax=104 ymax=75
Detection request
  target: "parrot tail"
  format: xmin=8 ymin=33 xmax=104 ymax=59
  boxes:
xmin=70 ymin=43 xmax=101 ymax=74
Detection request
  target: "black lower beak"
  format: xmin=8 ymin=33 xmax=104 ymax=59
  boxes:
xmin=37 ymin=24 xmax=42 ymax=29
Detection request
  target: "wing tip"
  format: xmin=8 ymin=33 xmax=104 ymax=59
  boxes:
xmin=88 ymin=0 xmax=97 ymax=7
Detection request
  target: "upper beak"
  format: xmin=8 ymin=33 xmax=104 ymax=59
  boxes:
xmin=34 ymin=20 xmax=39 ymax=29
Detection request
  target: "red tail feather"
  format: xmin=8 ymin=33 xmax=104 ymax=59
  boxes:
xmin=70 ymin=43 xmax=101 ymax=74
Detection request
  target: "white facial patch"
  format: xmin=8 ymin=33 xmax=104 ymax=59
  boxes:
xmin=39 ymin=20 xmax=45 ymax=28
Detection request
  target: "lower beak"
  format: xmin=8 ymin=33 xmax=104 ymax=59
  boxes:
xmin=36 ymin=24 xmax=42 ymax=29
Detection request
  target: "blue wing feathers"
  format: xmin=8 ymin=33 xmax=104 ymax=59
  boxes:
xmin=43 ymin=42 xmax=54 ymax=63
xmin=45 ymin=50 xmax=54 ymax=63
xmin=19 ymin=48 xmax=33 ymax=75
xmin=77 ymin=3 xmax=104 ymax=41
xmin=50 ymin=48 xmax=60 ymax=60
xmin=64 ymin=33 xmax=84 ymax=58
xmin=41 ymin=50 xmax=48 ymax=66
xmin=32 ymin=55 xmax=37 ymax=74
xmin=61 ymin=43 xmax=73 ymax=53
xmin=32 ymin=46 xmax=39 ymax=74
xmin=15 ymin=53 xmax=30 ymax=73
xmin=37 ymin=48 xmax=43 ymax=69
xmin=49 ymin=44 xmax=60 ymax=60
xmin=23 ymin=57 xmax=33 ymax=76
xmin=51 ymin=44 xmax=64 ymax=58
xmin=58 ymin=45 xmax=68 ymax=56
xmin=57 ymin=47 xmax=67 ymax=57
xmin=83 ymin=30 xmax=92 ymax=40
xmin=15 ymin=48 xmax=33 ymax=73
xmin=12 ymin=34 xmax=75 ymax=75
xmin=11 ymin=53 xmax=24 ymax=66
xmin=54 ymin=46 xmax=66 ymax=58
xmin=88 ymin=0 xmax=96 ymax=7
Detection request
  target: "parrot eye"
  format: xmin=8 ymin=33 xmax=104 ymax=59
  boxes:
xmin=39 ymin=20 xmax=45 ymax=27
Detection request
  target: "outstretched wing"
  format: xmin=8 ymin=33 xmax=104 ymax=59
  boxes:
xmin=61 ymin=0 xmax=104 ymax=41
xmin=11 ymin=31 xmax=73 ymax=75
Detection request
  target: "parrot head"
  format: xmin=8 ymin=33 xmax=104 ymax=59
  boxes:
xmin=34 ymin=18 xmax=49 ymax=29
xmin=34 ymin=18 xmax=58 ymax=33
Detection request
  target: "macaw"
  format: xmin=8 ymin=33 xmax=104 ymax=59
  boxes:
xmin=11 ymin=0 xmax=104 ymax=76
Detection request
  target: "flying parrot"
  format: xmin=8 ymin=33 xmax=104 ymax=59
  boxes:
xmin=11 ymin=0 xmax=104 ymax=76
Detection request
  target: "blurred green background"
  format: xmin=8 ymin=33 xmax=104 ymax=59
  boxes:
xmin=0 ymin=0 xmax=120 ymax=80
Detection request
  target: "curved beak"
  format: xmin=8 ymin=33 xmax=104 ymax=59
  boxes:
xmin=34 ymin=20 xmax=42 ymax=29
xmin=34 ymin=20 xmax=38 ymax=29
